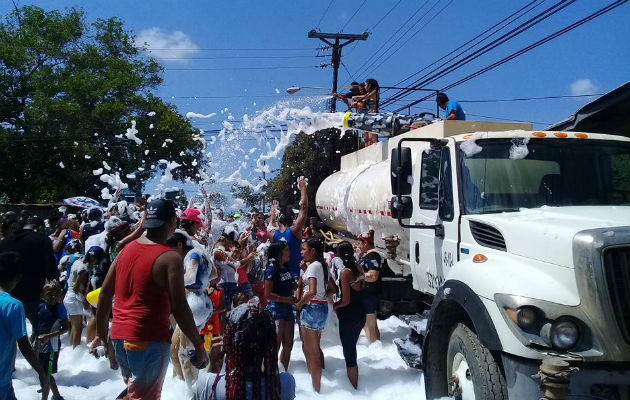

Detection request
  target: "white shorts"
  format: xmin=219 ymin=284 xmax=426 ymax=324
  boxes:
xmin=63 ymin=293 xmax=85 ymax=316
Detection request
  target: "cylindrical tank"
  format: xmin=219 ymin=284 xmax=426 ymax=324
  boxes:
xmin=343 ymin=111 xmax=433 ymax=137
xmin=315 ymin=157 xmax=410 ymax=261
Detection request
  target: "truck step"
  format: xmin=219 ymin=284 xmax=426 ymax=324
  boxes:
xmin=394 ymin=336 xmax=423 ymax=369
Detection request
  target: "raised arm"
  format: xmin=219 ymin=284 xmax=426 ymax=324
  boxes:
xmin=291 ymin=177 xmax=308 ymax=238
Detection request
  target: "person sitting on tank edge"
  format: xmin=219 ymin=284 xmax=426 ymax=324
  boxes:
xmin=436 ymin=92 xmax=466 ymax=120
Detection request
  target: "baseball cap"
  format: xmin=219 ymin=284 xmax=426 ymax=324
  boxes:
xmin=181 ymin=208 xmax=206 ymax=228
xmin=142 ymin=199 xmax=176 ymax=229
xmin=357 ymin=231 xmax=374 ymax=245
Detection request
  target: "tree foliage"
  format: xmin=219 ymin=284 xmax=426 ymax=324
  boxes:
xmin=230 ymin=184 xmax=265 ymax=210
xmin=267 ymin=128 xmax=358 ymax=216
xmin=0 ymin=6 xmax=204 ymax=203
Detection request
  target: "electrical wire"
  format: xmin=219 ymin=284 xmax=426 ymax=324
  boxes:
xmin=382 ymin=0 xmax=543 ymax=95
xmin=341 ymin=0 xmax=368 ymax=32
xmin=368 ymin=0 xmax=404 ymax=32
xmin=352 ymin=0 xmax=432 ymax=77
xmin=394 ymin=0 xmax=628 ymax=112
xmin=316 ymin=0 xmax=335 ymax=30
xmin=382 ymin=0 xmax=575 ymax=108
xmin=361 ymin=0 xmax=454 ymax=78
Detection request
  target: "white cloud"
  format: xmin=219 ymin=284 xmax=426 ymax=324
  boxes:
xmin=570 ymin=79 xmax=598 ymax=96
xmin=135 ymin=27 xmax=199 ymax=62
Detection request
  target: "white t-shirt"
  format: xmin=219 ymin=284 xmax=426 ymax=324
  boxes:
xmin=303 ymin=261 xmax=327 ymax=301
xmin=65 ymin=259 xmax=88 ymax=299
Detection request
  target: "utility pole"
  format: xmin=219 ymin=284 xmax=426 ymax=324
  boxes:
xmin=308 ymin=30 xmax=368 ymax=112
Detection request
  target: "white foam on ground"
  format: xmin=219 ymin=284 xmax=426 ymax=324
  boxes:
xmin=14 ymin=316 xmax=427 ymax=400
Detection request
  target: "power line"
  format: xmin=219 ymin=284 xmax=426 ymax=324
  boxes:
xmin=164 ymin=66 xmax=321 ymax=71
xmin=341 ymin=0 xmax=368 ymax=32
xmin=151 ymin=55 xmax=319 ymax=60
xmin=316 ymin=0 xmax=335 ymax=29
xmin=352 ymin=0 xmax=432 ymax=77
xmin=382 ymin=0 xmax=575 ymax=108
xmin=382 ymin=0 xmax=543 ymax=95
xmin=385 ymin=93 xmax=604 ymax=104
xmin=361 ymin=0 xmax=453 ymax=78
xmin=394 ymin=0 xmax=628 ymax=112
xmin=368 ymin=0 xmax=404 ymax=32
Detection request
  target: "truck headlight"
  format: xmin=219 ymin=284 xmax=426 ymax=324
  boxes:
xmin=550 ymin=319 xmax=580 ymax=350
xmin=516 ymin=306 xmax=537 ymax=329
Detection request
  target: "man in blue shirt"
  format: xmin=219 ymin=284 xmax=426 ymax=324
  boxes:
xmin=436 ymin=92 xmax=466 ymax=120
xmin=0 ymin=252 xmax=49 ymax=399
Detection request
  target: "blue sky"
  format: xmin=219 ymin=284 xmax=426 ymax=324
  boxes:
xmin=3 ymin=0 xmax=629 ymax=202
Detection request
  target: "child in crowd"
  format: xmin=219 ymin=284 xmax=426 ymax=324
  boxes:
xmin=193 ymin=303 xmax=295 ymax=400
xmin=0 ymin=251 xmax=50 ymax=399
xmin=36 ymin=280 xmax=70 ymax=400
xmin=62 ymin=253 xmax=89 ymax=347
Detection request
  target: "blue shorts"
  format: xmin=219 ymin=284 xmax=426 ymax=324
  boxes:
xmin=300 ymin=303 xmax=328 ymax=331
xmin=362 ymin=293 xmax=380 ymax=314
xmin=112 ymin=339 xmax=170 ymax=400
xmin=219 ymin=282 xmax=238 ymax=308
xmin=238 ymin=282 xmax=253 ymax=296
xmin=267 ymin=301 xmax=295 ymax=321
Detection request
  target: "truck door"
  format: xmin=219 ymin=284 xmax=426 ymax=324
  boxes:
xmin=410 ymin=142 xmax=459 ymax=295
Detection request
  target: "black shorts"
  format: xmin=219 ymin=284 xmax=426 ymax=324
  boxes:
xmin=362 ymin=293 xmax=380 ymax=314
xmin=39 ymin=351 xmax=60 ymax=374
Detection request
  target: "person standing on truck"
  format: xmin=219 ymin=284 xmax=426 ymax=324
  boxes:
xmin=436 ymin=92 xmax=466 ymax=120
xmin=357 ymin=230 xmax=382 ymax=343
xmin=269 ymin=177 xmax=308 ymax=279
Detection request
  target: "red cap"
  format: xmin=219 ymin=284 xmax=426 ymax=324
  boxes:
xmin=180 ymin=208 xmax=206 ymax=228
xmin=357 ymin=231 xmax=374 ymax=245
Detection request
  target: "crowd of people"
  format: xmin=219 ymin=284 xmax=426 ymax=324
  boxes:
xmin=0 ymin=176 xmax=386 ymax=400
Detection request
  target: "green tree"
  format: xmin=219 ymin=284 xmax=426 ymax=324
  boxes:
xmin=230 ymin=183 xmax=265 ymax=209
xmin=0 ymin=6 xmax=204 ymax=203
xmin=267 ymin=128 xmax=358 ymax=216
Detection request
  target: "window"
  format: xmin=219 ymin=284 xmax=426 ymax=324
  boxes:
xmin=459 ymin=138 xmax=630 ymax=214
xmin=419 ymin=147 xmax=453 ymax=221
xmin=419 ymin=148 xmax=440 ymax=210
xmin=439 ymin=148 xmax=454 ymax=221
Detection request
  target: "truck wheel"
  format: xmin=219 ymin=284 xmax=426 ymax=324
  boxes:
xmin=446 ymin=323 xmax=507 ymax=400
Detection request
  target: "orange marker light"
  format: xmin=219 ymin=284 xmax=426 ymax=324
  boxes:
xmin=554 ymin=132 xmax=568 ymax=138
xmin=463 ymin=134 xmax=473 ymax=140
xmin=473 ymin=254 xmax=488 ymax=263
xmin=532 ymin=131 xmax=547 ymax=137
xmin=574 ymin=133 xmax=588 ymax=139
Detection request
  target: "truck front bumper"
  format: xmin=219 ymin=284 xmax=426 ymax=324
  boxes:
xmin=502 ymin=353 xmax=630 ymax=399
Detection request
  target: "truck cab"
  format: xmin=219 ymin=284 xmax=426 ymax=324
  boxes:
xmin=317 ymin=119 xmax=630 ymax=399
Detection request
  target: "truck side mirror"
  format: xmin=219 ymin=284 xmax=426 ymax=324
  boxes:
xmin=391 ymin=147 xmax=412 ymax=195
xmin=390 ymin=195 xmax=413 ymax=219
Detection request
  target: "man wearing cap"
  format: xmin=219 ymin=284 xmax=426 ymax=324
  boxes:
xmin=269 ymin=177 xmax=308 ymax=278
xmin=357 ymin=230 xmax=382 ymax=343
xmin=96 ymin=199 xmax=208 ymax=400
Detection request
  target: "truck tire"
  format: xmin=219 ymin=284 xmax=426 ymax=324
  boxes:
xmin=446 ymin=323 xmax=507 ymax=400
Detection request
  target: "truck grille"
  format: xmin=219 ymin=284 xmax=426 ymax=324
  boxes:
xmin=602 ymin=246 xmax=630 ymax=344
xmin=469 ymin=221 xmax=506 ymax=251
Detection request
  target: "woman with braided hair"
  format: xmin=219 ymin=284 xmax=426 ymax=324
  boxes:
xmin=331 ymin=241 xmax=366 ymax=389
xmin=193 ymin=303 xmax=296 ymax=400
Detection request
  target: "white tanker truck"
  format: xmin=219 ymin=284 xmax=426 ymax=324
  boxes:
xmin=315 ymin=114 xmax=630 ymax=399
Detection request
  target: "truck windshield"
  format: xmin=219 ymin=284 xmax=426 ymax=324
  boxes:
xmin=459 ymin=138 xmax=630 ymax=214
